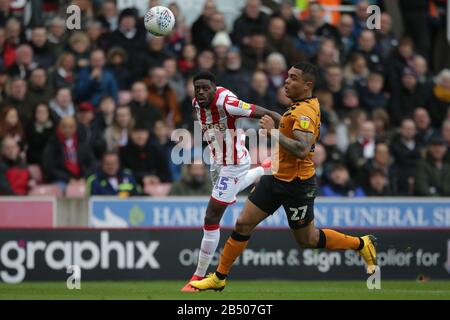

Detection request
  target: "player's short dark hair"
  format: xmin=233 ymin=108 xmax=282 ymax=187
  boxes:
xmin=293 ymin=62 xmax=319 ymax=85
xmin=193 ymin=71 xmax=216 ymax=84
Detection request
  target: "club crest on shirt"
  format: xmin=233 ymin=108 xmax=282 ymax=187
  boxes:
xmin=300 ymin=116 xmax=310 ymax=129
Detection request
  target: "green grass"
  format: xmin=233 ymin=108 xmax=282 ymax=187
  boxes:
xmin=1 ymin=281 xmax=450 ymax=300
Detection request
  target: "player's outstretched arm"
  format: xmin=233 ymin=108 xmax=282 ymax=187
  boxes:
xmin=251 ymin=105 xmax=282 ymax=125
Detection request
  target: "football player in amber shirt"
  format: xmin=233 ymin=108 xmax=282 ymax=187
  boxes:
xmin=191 ymin=63 xmax=379 ymax=292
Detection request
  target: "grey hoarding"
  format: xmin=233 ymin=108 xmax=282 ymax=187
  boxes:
xmin=0 ymin=229 xmax=449 ymax=283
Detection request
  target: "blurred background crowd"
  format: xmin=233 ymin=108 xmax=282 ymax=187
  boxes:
xmin=0 ymin=0 xmax=449 ymax=198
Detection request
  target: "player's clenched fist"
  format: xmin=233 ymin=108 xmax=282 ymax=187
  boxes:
xmin=259 ymin=115 xmax=276 ymax=136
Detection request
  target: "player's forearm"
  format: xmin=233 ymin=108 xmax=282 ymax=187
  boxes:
xmin=270 ymin=129 xmax=309 ymax=159
xmin=252 ymin=106 xmax=281 ymax=125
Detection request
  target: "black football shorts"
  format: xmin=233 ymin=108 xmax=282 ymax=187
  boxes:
xmin=248 ymin=175 xmax=317 ymax=229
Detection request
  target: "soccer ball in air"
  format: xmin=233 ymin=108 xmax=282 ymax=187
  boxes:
xmin=144 ymin=6 xmax=175 ymax=36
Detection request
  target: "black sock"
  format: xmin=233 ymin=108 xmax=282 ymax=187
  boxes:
xmin=316 ymin=229 xmax=326 ymax=248
xmin=357 ymin=237 xmax=364 ymax=250
xmin=215 ymin=271 xmax=227 ymax=280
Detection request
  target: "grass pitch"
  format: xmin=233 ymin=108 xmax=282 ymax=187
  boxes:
xmin=0 ymin=280 xmax=449 ymax=300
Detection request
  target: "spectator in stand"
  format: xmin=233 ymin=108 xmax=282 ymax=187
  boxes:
xmin=343 ymin=53 xmax=369 ymax=89
xmin=86 ymin=19 xmax=108 ymax=51
xmin=358 ymin=72 xmax=386 ymax=113
xmin=308 ymin=2 xmax=337 ymax=39
xmin=67 ymin=32 xmax=91 ymax=69
xmin=3 ymin=77 xmax=33 ymax=124
xmin=92 ymin=96 xmax=116 ymax=135
xmin=384 ymin=36 xmax=415 ymax=93
xmin=191 ymin=0 xmax=218 ymax=51
xmin=49 ymin=52 xmax=76 ymax=90
xmin=104 ymin=104 xmax=134 ymax=152
xmin=151 ymin=120 xmax=179 ymax=182
xmin=29 ymin=26 xmax=55 ymax=69
xmin=414 ymin=136 xmax=450 ymax=196
xmin=87 ymin=151 xmax=141 ymax=197
xmin=339 ymin=88 xmax=361 ymax=119
xmin=179 ymin=76 xmax=196 ymax=132
xmin=212 ymin=32 xmax=232 ymax=73
xmin=334 ymin=14 xmax=356 ymax=64
xmin=241 ymin=29 xmax=272 ymax=72
xmin=98 ymin=0 xmax=119 ymax=32
xmin=7 ymin=44 xmax=38 ymax=80
xmin=106 ymin=47 xmax=132 ymax=90
xmin=129 ymin=81 xmax=162 ymax=131
xmin=267 ymin=16 xmax=298 ymax=66
xmin=312 ymin=143 xmax=329 ymax=188
xmin=336 ymin=108 xmax=368 ymax=152
xmin=248 ymin=70 xmax=277 ymax=111
xmin=25 ymin=103 xmax=55 ymax=166
xmin=353 ymin=29 xmax=383 ymax=73
xmin=169 ymin=162 xmax=211 ymax=196
xmin=321 ymin=163 xmax=366 ymax=197
xmin=265 ymin=52 xmax=287 ymax=100
xmin=412 ymin=55 xmax=433 ymax=92
xmin=0 ymin=67 xmax=8 ymax=104
xmin=146 ymin=66 xmax=181 ymax=127
xmin=194 ymin=49 xmax=216 ymax=75
xmin=3 ymin=18 xmax=25 ymax=68
xmin=322 ymin=64 xmax=344 ymax=111
xmin=414 ymin=107 xmax=437 ymax=150
xmin=359 ymin=142 xmax=397 ymax=193
xmin=231 ymin=0 xmax=269 ymax=47
xmin=390 ymin=67 xmax=430 ymax=126
xmin=42 ymin=116 xmax=95 ymax=191
xmin=316 ymin=89 xmax=338 ymax=135
xmin=217 ymin=48 xmax=251 ymax=101
xmin=272 ymin=0 xmax=301 ymax=38
xmin=372 ymin=108 xmax=393 ymax=143
xmin=346 ymin=120 xmax=376 ymax=177
xmin=0 ymin=136 xmax=35 ymax=195
xmin=143 ymin=36 xmax=171 ymax=76
xmin=49 ymin=87 xmax=75 ymax=121
xmin=75 ymin=49 xmax=118 ymax=107
xmin=166 ymin=2 xmax=191 ymax=57
xmin=163 ymin=56 xmax=186 ymax=103
xmin=364 ymin=169 xmax=392 ymax=196
xmin=0 ymin=106 xmax=24 ymax=144
xmin=27 ymin=67 xmax=54 ymax=108
xmin=119 ymin=122 xmax=171 ymax=187
xmin=352 ymin=0 xmax=370 ymax=38
xmin=76 ymin=102 xmax=106 ymax=160
xmin=178 ymin=44 xmax=197 ymax=76
xmin=293 ymin=20 xmax=320 ymax=61
xmin=375 ymin=12 xmax=398 ymax=60
xmin=107 ymin=8 xmax=147 ymax=80
xmin=390 ymin=118 xmax=422 ymax=195
xmin=47 ymin=17 xmax=68 ymax=57
xmin=427 ymin=69 xmax=450 ymax=129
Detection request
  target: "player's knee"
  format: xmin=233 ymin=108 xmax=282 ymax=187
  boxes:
xmin=204 ymin=210 xmax=222 ymax=225
xmin=235 ymin=217 xmax=254 ymax=235
xmin=295 ymin=231 xmax=318 ymax=248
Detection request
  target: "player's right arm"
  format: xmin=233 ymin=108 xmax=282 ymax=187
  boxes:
xmin=265 ymin=125 xmax=315 ymax=160
xmin=223 ymin=95 xmax=281 ymax=125
xmin=251 ymin=105 xmax=282 ymax=126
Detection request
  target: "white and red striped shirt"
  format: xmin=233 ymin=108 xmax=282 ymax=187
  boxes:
xmin=193 ymin=87 xmax=255 ymax=166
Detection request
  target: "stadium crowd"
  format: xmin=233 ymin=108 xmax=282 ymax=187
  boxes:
xmin=0 ymin=0 xmax=449 ymax=198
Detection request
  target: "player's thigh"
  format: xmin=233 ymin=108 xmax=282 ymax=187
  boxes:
xmin=211 ymin=163 xmax=250 ymax=205
xmin=281 ymin=181 xmax=317 ymax=230
xmin=235 ymin=199 xmax=270 ymax=236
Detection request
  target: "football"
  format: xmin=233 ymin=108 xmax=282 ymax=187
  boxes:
xmin=144 ymin=6 xmax=176 ymax=36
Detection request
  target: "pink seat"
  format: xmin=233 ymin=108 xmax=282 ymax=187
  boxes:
xmin=144 ymin=183 xmax=172 ymax=197
xmin=65 ymin=183 xmax=87 ymax=198
xmin=28 ymin=184 xmax=62 ymax=197
xmin=28 ymin=165 xmax=43 ymax=184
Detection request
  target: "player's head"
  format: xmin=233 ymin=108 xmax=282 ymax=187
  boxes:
xmin=193 ymin=71 xmax=217 ymax=108
xmin=284 ymin=62 xmax=318 ymax=101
